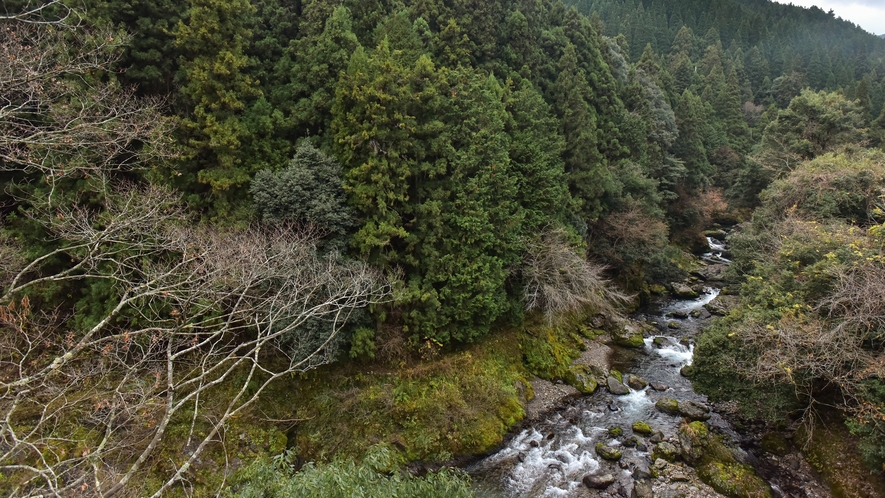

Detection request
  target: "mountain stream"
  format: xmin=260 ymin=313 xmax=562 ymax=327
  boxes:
xmin=467 ymin=235 xmax=828 ymax=498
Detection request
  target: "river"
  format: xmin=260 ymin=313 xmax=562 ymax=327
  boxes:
xmin=467 ymin=235 xmax=826 ymax=497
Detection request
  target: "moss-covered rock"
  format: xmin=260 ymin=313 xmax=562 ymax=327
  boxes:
xmin=606 ymin=376 xmax=630 ymax=395
xmin=652 ymin=441 xmax=679 ymax=462
xmin=626 ymin=374 xmax=648 ymax=390
xmin=698 ymin=462 xmax=772 ymax=498
xmin=678 ymin=421 xmax=772 ymax=498
xmin=608 ymin=426 xmax=623 ymax=437
xmin=671 ymin=282 xmax=699 ymax=298
xmin=649 ymin=284 xmax=668 ymax=295
xmin=611 ymin=321 xmax=646 ymax=348
xmin=595 ymin=443 xmax=622 ymax=461
xmin=632 ymin=421 xmax=653 ymax=435
xmin=655 ymin=398 xmax=680 ymax=416
xmin=564 ymin=365 xmax=599 ymax=395
xmin=678 ymin=421 xmax=710 ymax=465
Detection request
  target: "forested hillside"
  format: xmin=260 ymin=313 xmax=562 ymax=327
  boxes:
xmin=2 ymin=0 xmax=885 ymax=495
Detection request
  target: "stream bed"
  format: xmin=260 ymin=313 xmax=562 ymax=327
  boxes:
xmin=467 ymin=236 xmax=829 ymax=498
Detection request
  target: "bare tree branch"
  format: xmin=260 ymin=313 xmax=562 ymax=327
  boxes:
xmin=0 ymin=19 xmax=175 ymax=204
xmin=521 ymin=226 xmax=630 ymax=323
xmin=0 ymin=184 xmax=390 ymax=497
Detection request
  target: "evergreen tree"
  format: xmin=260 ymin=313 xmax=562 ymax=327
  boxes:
xmin=282 ymin=6 xmax=362 ymax=142
xmin=671 ymin=89 xmax=713 ymax=189
xmin=554 ymin=43 xmax=615 ymax=221
xmin=174 ymin=0 xmax=260 ymax=216
xmin=251 ymin=141 xmax=353 ymax=246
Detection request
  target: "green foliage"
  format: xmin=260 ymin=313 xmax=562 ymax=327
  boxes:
xmin=694 ymin=149 xmax=885 ymax=475
xmin=520 ymin=323 xmax=586 ymax=380
xmin=333 ymin=42 xmax=531 ymax=343
xmin=227 ymin=445 xmax=473 ymax=498
xmin=251 ymin=141 xmax=353 ymax=245
xmin=757 ymin=150 xmax=885 ymax=223
xmin=756 ymin=90 xmax=867 ymax=175
xmin=287 ymin=331 xmax=528 ymax=462
xmin=174 ymin=0 xmax=263 ymax=217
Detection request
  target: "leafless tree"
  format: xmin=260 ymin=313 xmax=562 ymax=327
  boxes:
xmin=0 ymin=183 xmax=390 ymax=497
xmin=1 ymin=17 xmax=174 ymax=203
xmin=521 ymin=226 xmax=630 ymax=323
xmin=0 ymin=8 xmax=388 ymax=497
xmin=0 ymin=0 xmax=76 ymax=24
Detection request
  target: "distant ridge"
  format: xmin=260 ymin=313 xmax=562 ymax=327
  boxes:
xmin=880 ymin=34 xmax=885 ymax=39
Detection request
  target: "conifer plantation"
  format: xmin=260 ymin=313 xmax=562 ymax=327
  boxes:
xmin=2 ymin=0 xmax=885 ymax=495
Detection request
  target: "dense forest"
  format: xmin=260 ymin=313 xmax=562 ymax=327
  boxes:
xmin=2 ymin=0 xmax=885 ymax=495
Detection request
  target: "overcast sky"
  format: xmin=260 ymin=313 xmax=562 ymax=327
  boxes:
xmin=772 ymin=0 xmax=885 ymax=35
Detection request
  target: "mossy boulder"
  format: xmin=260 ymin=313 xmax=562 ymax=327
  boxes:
xmin=668 ymin=321 xmax=681 ymax=329
xmin=679 ymin=422 xmax=772 ymax=498
xmin=595 ymin=442 xmax=622 ymax=461
xmin=608 ymin=426 xmax=623 ymax=437
xmin=698 ymin=462 xmax=772 ymax=498
xmin=652 ymin=441 xmax=679 ymax=462
xmin=671 ymin=282 xmax=699 ymax=298
xmin=609 ymin=369 xmax=623 ymax=383
xmin=655 ymin=398 xmax=681 ymax=416
xmin=649 ymin=284 xmax=668 ymax=295
xmin=612 ymin=326 xmax=646 ymax=348
xmin=564 ymin=365 xmax=598 ymax=394
xmin=678 ymin=421 xmax=711 ymax=465
xmin=632 ymin=421 xmax=654 ymax=435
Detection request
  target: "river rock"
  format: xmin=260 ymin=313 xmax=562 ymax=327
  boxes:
xmin=655 ymin=398 xmax=681 ymax=416
xmin=704 ymin=229 xmax=728 ymax=241
xmin=626 ymin=374 xmax=648 ymax=390
xmin=564 ymin=365 xmax=599 ymax=394
xmin=667 ymin=321 xmax=681 ymax=329
xmin=705 ymin=295 xmax=740 ymax=316
xmin=649 ymin=431 xmax=665 ymax=443
xmin=668 ymin=310 xmax=689 ymax=319
xmin=612 ymin=320 xmax=646 ymax=348
xmin=678 ymin=421 xmax=709 ymax=465
xmin=652 ymin=441 xmax=679 ymax=462
xmin=631 ymin=479 xmax=654 ymax=498
xmin=632 ymin=420 xmax=653 ymax=435
xmin=680 ymin=364 xmax=695 ymax=377
xmin=650 ymin=382 xmax=669 ymax=391
xmin=678 ymin=400 xmax=711 ymax=421
xmin=595 ymin=442 xmax=623 ymax=461
xmin=607 ymin=376 xmax=630 ymax=395
xmin=671 ymin=282 xmax=699 ymax=298
xmin=582 ymin=473 xmax=616 ymax=489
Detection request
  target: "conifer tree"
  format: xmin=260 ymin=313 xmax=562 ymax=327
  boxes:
xmin=555 ymin=43 xmax=615 ymax=221
xmin=671 ymin=90 xmax=713 ymax=189
xmin=174 ymin=0 xmax=260 ymax=215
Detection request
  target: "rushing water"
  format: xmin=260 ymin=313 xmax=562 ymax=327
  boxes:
xmin=469 ymin=240 xmax=735 ymax=497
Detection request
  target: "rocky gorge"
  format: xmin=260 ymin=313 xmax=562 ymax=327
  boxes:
xmin=468 ymin=230 xmax=833 ymax=498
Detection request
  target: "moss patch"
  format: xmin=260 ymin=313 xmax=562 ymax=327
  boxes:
xmin=698 ymin=461 xmax=771 ymax=498
xmin=797 ymin=418 xmax=885 ymax=498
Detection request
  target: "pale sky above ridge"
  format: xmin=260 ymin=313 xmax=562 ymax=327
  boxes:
xmin=771 ymin=0 xmax=885 ymax=36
